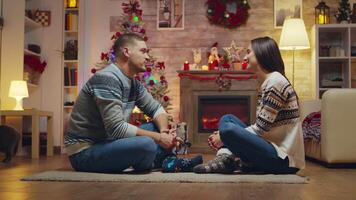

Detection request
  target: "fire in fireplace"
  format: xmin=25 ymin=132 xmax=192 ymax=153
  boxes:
xmin=198 ymin=95 xmax=251 ymax=132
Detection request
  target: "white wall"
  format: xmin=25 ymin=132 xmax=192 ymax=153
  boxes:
xmin=0 ymin=0 xmax=25 ymax=110
xmin=38 ymin=0 xmax=63 ymax=147
xmin=81 ymin=0 xmax=121 ymax=82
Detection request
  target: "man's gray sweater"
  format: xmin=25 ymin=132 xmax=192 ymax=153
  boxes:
xmin=64 ymin=63 xmax=166 ymax=155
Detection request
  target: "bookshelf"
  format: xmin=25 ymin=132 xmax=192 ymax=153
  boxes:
xmin=24 ymin=15 xmax=43 ymax=88
xmin=61 ymin=0 xmax=80 ymax=150
xmin=312 ymin=24 xmax=356 ymax=99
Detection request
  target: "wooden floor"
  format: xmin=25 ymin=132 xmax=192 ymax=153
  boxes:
xmin=1 ymin=154 xmax=356 ymax=200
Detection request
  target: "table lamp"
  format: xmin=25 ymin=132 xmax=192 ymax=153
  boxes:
xmin=279 ymin=18 xmax=310 ymax=86
xmin=8 ymin=80 xmax=29 ymax=110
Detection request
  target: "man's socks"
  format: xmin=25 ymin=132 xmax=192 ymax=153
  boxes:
xmin=162 ymin=155 xmax=203 ymax=173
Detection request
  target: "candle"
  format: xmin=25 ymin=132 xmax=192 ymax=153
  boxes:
xmin=183 ymin=61 xmax=190 ymax=70
xmin=208 ymin=61 xmax=214 ymax=70
xmin=201 ymin=65 xmax=209 ymax=70
xmin=318 ymin=14 xmax=328 ymax=24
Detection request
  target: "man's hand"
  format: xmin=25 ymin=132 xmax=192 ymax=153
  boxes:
xmin=208 ymin=131 xmax=223 ymax=150
xmin=158 ymin=132 xmax=175 ymax=149
xmin=161 ymin=127 xmax=177 ymax=138
xmin=161 ymin=126 xmax=181 ymax=149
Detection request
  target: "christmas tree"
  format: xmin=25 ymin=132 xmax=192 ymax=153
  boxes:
xmin=335 ymin=0 xmax=352 ymax=23
xmin=91 ymin=0 xmax=172 ymax=124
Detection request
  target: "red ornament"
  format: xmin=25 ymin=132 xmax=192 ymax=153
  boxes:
xmin=149 ymin=80 xmax=155 ymax=86
xmin=146 ymin=67 xmax=152 ymax=73
xmin=163 ymin=96 xmax=169 ymax=102
xmin=160 ymin=76 xmax=165 ymax=80
xmin=91 ymin=68 xmax=97 ymax=74
xmin=242 ymin=60 xmax=248 ymax=70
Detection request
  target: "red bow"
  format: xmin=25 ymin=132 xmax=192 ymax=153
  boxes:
xmin=156 ymin=62 xmax=165 ymax=69
xmin=122 ymin=0 xmax=142 ymax=16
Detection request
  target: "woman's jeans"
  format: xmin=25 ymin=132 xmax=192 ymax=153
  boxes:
xmin=219 ymin=114 xmax=299 ymax=174
xmin=69 ymin=122 xmax=173 ymax=173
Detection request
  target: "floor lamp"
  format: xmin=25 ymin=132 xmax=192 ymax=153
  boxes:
xmin=279 ymin=18 xmax=310 ymax=86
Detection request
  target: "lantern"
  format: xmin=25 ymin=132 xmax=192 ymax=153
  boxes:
xmin=67 ymin=0 xmax=78 ymax=8
xmin=315 ymin=1 xmax=330 ymax=24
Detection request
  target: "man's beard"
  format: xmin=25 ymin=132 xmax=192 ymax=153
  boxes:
xmin=129 ymin=60 xmax=146 ymax=73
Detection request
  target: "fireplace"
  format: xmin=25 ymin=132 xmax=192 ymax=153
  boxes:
xmin=198 ymin=96 xmax=251 ymax=133
xmin=178 ymin=70 xmax=258 ymax=153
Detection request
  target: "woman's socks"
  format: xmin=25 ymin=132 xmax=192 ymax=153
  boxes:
xmin=193 ymin=153 xmax=237 ymax=174
xmin=162 ymin=155 xmax=203 ymax=173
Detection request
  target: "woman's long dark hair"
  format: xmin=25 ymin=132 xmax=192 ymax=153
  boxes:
xmin=251 ymin=37 xmax=299 ymax=102
xmin=251 ymin=37 xmax=285 ymax=75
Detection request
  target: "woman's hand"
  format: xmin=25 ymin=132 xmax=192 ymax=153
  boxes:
xmin=208 ymin=131 xmax=223 ymax=150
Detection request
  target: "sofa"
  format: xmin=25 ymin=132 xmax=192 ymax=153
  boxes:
xmin=301 ymin=89 xmax=356 ymax=164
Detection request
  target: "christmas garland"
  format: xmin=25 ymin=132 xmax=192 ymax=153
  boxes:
xmin=206 ymin=0 xmax=250 ymax=28
xmin=178 ymin=73 xmax=257 ymax=81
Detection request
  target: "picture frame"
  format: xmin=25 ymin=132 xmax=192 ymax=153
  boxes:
xmin=274 ymin=0 xmax=302 ymax=28
xmin=157 ymin=0 xmax=184 ymax=30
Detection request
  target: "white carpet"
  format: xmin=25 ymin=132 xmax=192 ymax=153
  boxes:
xmin=21 ymin=170 xmax=308 ymax=184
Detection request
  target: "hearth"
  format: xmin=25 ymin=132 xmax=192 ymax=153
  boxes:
xmin=178 ymin=70 xmax=258 ymax=153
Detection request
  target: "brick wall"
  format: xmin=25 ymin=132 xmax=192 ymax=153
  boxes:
xmin=93 ymin=0 xmax=344 ymax=120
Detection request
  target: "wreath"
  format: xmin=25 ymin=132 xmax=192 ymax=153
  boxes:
xmin=206 ymin=0 xmax=250 ymax=29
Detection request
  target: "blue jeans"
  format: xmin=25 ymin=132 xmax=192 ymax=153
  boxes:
xmin=69 ymin=122 xmax=173 ymax=173
xmin=219 ymin=114 xmax=299 ymax=174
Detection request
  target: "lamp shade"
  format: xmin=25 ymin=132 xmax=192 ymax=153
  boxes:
xmin=279 ymin=18 xmax=310 ymax=50
xmin=8 ymin=80 xmax=29 ymax=98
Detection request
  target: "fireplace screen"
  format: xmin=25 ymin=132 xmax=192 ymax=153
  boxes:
xmin=198 ymin=96 xmax=251 ymax=132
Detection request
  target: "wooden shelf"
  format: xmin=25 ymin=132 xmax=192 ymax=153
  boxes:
xmin=63 ymin=86 xmax=77 ymax=89
xmin=65 ymin=8 xmax=79 ymax=11
xmin=319 ymin=57 xmax=348 ymax=61
xmin=64 ymin=60 xmax=78 ymax=63
xmin=24 ymin=49 xmax=40 ymax=57
xmin=65 ymin=30 xmax=78 ymax=33
xmin=177 ymin=70 xmax=254 ymax=74
xmin=24 ymin=16 xmax=42 ymax=32
xmin=317 ymin=24 xmax=356 ymax=28
xmin=27 ymin=82 xmax=39 ymax=88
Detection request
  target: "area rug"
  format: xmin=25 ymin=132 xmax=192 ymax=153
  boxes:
xmin=21 ymin=170 xmax=308 ymax=184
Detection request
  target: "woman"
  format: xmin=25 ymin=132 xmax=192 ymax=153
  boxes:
xmin=193 ymin=37 xmax=305 ymax=174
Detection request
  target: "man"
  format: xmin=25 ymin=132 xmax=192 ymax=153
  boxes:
xmin=64 ymin=33 xmax=176 ymax=173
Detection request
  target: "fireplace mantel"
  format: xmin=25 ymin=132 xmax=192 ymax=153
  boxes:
xmin=177 ymin=70 xmax=254 ymax=74
xmin=178 ymin=70 xmax=258 ymax=153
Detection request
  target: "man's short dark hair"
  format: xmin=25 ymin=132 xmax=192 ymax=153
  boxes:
xmin=112 ymin=33 xmax=144 ymax=57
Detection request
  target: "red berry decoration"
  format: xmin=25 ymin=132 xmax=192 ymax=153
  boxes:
xmin=149 ymin=80 xmax=155 ymax=86
xmin=91 ymin=68 xmax=97 ymax=74
xmin=163 ymin=96 xmax=169 ymax=102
